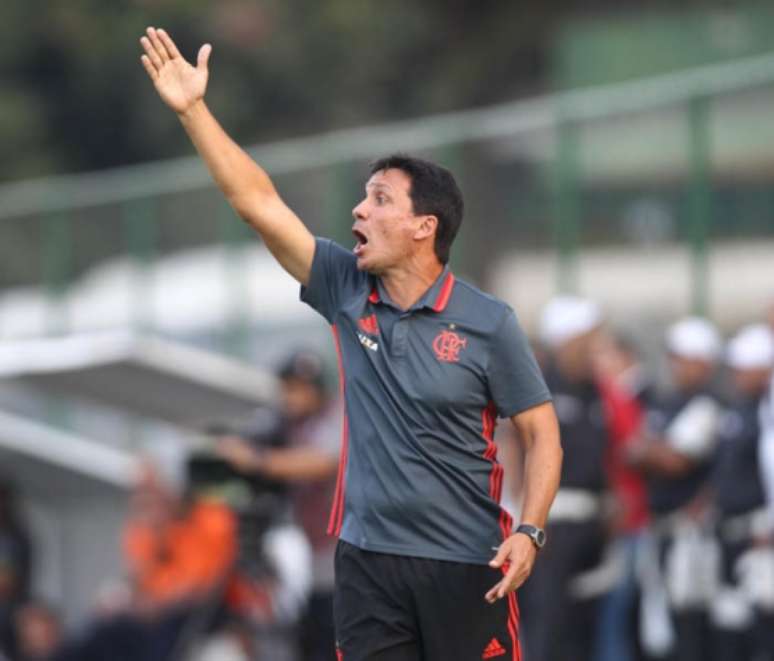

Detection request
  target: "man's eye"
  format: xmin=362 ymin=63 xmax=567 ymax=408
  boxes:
xmin=375 ymin=195 xmax=386 ymax=204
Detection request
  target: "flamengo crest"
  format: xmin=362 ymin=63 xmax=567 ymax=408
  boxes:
xmin=432 ymin=329 xmax=467 ymax=362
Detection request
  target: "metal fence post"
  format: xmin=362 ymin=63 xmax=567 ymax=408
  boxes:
xmin=326 ymin=162 xmax=357 ymax=247
xmin=687 ymin=96 xmax=712 ymax=317
xmin=219 ymin=203 xmax=253 ymax=358
xmin=42 ymin=212 xmax=72 ymax=335
xmin=553 ymin=118 xmax=581 ymax=294
xmin=123 ymin=199 xmax=157 ymax=332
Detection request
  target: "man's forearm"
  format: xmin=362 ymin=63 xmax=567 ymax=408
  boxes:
xmin=511 ymin=403 xmax=562 ymax=529
xmin=520 ymin=431 xmax=562 ymax=528
xmin=177 ymin=100 xmax=315 ymax=284
xmin=179 ymin=100 xmax=277 ymax=217
xmin=261 ymin=448 xmax=338 ymax=482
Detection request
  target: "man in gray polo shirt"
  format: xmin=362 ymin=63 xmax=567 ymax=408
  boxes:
xmin=140 ymin=27 xmax=562 ymax=661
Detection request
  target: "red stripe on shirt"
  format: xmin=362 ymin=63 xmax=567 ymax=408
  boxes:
xmin=327 ymin=325 xmax=350 ymax=537
xmin=482 ymin=402 xmax=514 ymax=541
xmin=431 ymin=272 xmax=455 ymax=312
xmin=481 ymin=401 xmax=498 ymax=496
xmin=498 ymin=506 xmax=513 ymax=542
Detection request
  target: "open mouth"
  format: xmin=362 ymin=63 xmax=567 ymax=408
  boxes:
xmin=352 ymin=228 xmax=368 ymax=256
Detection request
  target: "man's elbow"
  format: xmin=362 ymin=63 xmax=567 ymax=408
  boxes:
xmin=228 ymin=189 xmax=270 ymax=225
xmin=551 ymin=439 xmax=564 ymax=472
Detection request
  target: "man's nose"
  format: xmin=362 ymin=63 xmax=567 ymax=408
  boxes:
xmin=352 ymin=201 xmax=367 ymax=220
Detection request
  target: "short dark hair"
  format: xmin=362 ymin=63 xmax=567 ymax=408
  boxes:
xmin=369 ymin=154 xmax=464 ymax=265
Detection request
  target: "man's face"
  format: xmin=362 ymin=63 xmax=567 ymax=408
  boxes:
xmin=669 ymin=354 xmax=714 ymax=391
xmin=554 ymin=329 xmax=600 ymax=382
xmin=281 ymin=377 xmax=324 ymax=421
xmin=731 ymin=366 xmax=772 ymax=397
xmin=351 ymin=169 xmax=433 ymax=273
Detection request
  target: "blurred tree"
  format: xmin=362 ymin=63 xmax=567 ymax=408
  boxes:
xmin=0 ymin=0 xmax=549 ymax=180
xmin=0 ymin=0 xmax=761 ymax=182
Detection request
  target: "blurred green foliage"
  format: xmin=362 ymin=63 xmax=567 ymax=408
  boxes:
xmin=554 ymin=5 xmax=774 ymax=88
xmin=0 ymin=0 xmax=552 ymax=181
xmin=1 ymin=1 xmax=767 ymax=183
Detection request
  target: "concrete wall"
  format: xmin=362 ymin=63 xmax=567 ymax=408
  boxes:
xmin=490 ymin=239 xmax=774 ymax=335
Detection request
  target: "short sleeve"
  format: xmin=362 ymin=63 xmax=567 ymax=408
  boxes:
xmin=300 ymin=237 xmax=365 ymax=324
xmin=487 ymin=308 xmax=551 ymax=418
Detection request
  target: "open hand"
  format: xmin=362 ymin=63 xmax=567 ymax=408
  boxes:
xmin=485 ymin=533 xmax=537 ymax=603
xmin=140 ymin=27 xmax=211 ymax=115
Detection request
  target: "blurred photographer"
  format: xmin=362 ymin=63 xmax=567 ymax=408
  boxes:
xmin=216 ymin=349 xmax=340 ymax=661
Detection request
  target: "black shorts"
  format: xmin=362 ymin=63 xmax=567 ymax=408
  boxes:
xmin=334 ymin=540 xmax=521 ymax=661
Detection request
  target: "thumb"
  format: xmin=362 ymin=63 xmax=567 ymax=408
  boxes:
xmin=197 ymin=43 xmax=212 ymax=71
xmin=489 ymin=543 xmax=510 ymax=569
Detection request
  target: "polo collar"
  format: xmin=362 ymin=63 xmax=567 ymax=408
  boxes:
xmin=368 ymin=267 xmax=455 ymax=313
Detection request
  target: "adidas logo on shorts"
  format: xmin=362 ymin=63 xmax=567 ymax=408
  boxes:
xmin=482 ymin=637 xmax=506 ymax=659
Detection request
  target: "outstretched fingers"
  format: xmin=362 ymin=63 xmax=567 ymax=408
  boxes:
xmin=146 ymin=27 xmax=170 ymax=62
xmin=156 ymin=29 xmax=181 ymax=60
xmin=140 ymin=54 xmax=158 ymax=81
xmin=140 ymin=36 xmax=163 ymax=71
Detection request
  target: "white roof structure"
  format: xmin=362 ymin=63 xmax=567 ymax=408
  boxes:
xmin=0 ymin=408 xmax=138 ymax=492
xmin=0 ymin=331 xmax=277 ymax=428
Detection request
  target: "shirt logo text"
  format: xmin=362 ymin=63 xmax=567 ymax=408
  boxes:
xmin=358 ymin=332 xmax=379 ymax=352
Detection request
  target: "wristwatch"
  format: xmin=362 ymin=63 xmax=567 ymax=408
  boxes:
xmin=514 ymin=524 xmax=546 ymax=550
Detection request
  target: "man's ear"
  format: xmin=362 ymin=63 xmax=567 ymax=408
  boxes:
xmin=414 ymin=214 xmax=438 ymax=241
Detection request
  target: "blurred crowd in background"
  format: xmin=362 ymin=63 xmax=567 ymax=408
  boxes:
xmin=0 ymin=347 xmax=341 ymax=661
xmin=507 ymin=296 xmax=774 ymax=661
xmin=0 ymin=296 xmax=772 ymax=661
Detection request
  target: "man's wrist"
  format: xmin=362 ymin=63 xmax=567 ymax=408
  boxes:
xmin=513 ymin=524 xmax=546 ymax=550
xmin=178 ymin=98 xmax=207 ymax=123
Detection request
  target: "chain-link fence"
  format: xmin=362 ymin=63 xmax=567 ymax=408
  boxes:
xmin=3 ymin=52 xmax=774 ymax=346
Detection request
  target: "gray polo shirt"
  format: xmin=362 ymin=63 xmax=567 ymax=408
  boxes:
xmin=301 ymin=238 xmax=550 ymax=564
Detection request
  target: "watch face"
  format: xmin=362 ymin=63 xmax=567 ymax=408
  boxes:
xmin=534 ymin=529 xmax=546 ymax=547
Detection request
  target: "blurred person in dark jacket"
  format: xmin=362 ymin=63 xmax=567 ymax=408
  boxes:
xmin=709 ymin=324 xmax=774 ymax=661
xmin=518 ymin=297 xmax=610 ymax=661
xmin=217 ymin=349 xmax=340 ymax=661
xmin=627 ymin=317 xmax=723 ymax=661
xmin=593 ymin=331 xmax=653 ymax=661
xmin=0 ymin=480 xmax=32 ymax=660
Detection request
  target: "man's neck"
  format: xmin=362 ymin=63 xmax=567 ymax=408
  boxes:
xmin=379 ymin=258 xmax=444 ymax=311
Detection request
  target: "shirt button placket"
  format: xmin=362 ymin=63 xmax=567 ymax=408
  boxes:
xmin=393 ymin=314 xmax=410 ymax=358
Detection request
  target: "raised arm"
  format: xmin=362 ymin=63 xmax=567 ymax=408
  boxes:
xmin=139 ymin=27 xmax=315 ymax=285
